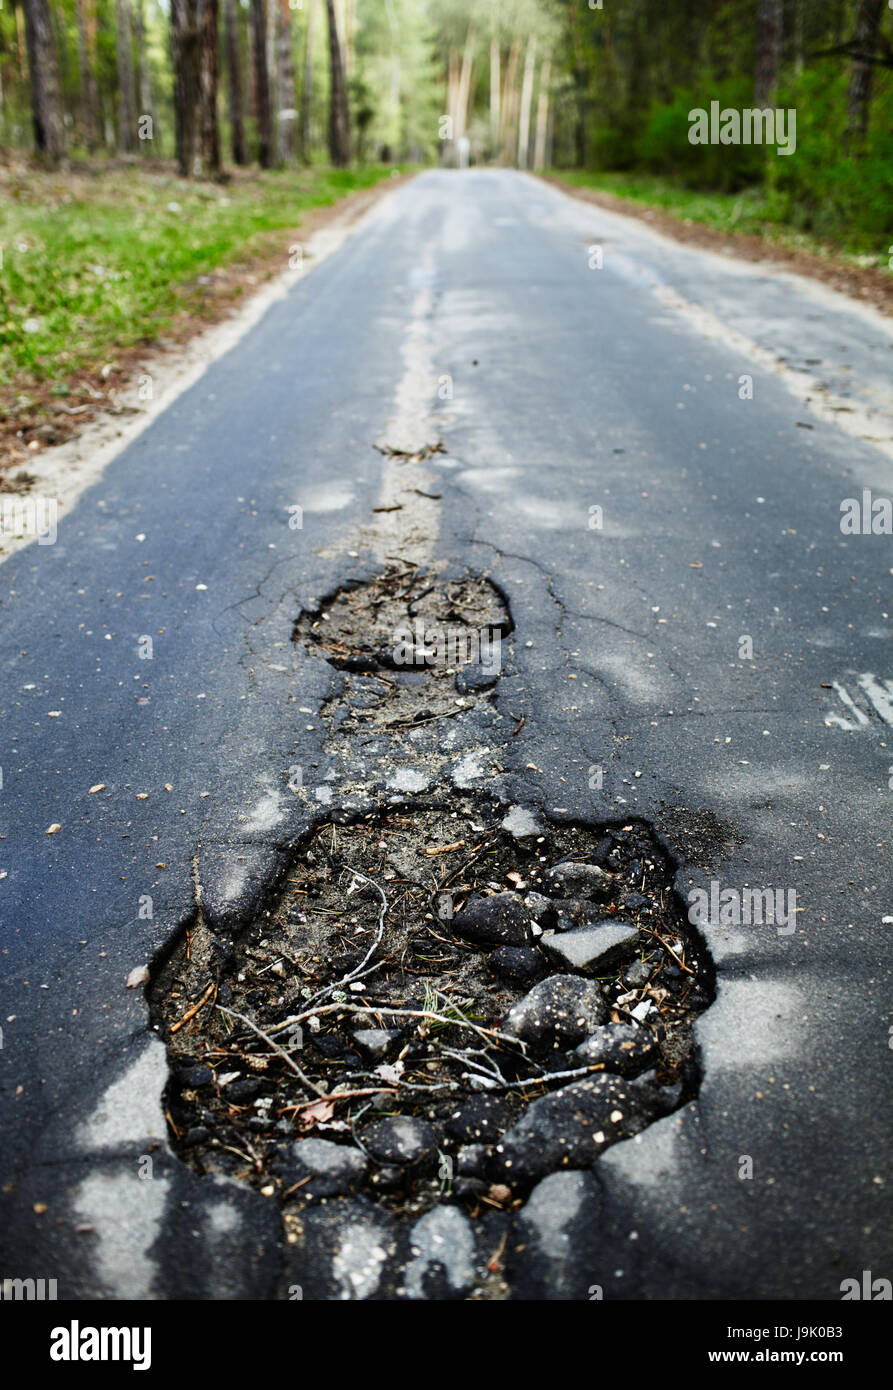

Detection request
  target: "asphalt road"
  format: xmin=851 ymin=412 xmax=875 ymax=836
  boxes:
xmin=1 ymin=169 xmax=891 ymax=1300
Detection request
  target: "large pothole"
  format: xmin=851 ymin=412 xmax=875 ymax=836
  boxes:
xmin=152 ymin=799 xmax=712 ymax=1245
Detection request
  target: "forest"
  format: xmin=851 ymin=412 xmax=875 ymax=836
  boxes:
xmin=3 ymin=2 xmax=890 ymax=247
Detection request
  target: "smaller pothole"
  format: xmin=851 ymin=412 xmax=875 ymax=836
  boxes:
xmin=293 ymin=565 xmax=511 ymax=734
xmin=152 ymin=800 xmax=713 ymax=1234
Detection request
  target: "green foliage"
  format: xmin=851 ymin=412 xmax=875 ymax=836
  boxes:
xmin=0 ymin=163 xmax=400 ymax=391
xmin=635 ymin=79 xmax=767 ymax=191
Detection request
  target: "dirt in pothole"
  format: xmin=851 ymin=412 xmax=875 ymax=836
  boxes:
xmin=293 ymin=564 xmax=512 ymax=734
xmin=152 ymin=800 xmax=713 ymax=1226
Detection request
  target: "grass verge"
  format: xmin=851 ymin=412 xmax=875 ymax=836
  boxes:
xmin=0 ymin=159 xmax=407 ymax=466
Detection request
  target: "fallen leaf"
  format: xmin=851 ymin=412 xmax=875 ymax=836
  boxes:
xmin=374 ymin=1061 xmax=404 ymax=1085
xmin=299 ymin=1097 xmax=335 ymax=1130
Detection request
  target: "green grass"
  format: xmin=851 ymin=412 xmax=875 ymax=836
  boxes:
xmin=0 ymin=162 xmax=405 ymax=397
xmin=546 ymin=169 xmax=892 ymax=270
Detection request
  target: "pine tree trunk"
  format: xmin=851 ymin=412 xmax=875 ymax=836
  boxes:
xmin=116 ymin=0 xmax=138 ymax=152
xmin=198 ymin=0 xmax=220 ymax=172
xmin=224 ymin=0 xmax=247 ymax=163
xmin=324 ymin=0 xmax=350 ymax=166
xmin=75 ymin=0 xmax=99 ymax=151
xmin=845 ymin=0 xmax=884 ymax=144
xmin=456 ymin=22 xmax=475 ymax=142
xmin=566 ymin=0 xmax=587 ymax=166
xmin=266 ymin=0 xmax=279 ymax=162
xmin=533 ymin=55 xmax=550 ymax=172
xmin=489 ymin=39 xmax=500 ymax=156
xmin=251 ymin=0 xmax=274 ymax=166
xmin=754 ymin=0 xmax=782 ymax=105
xmin=276 ymin=0 xmax=297 ymax=163
xmin=499 ymin=37 xmax=519 ymax=164
xmin=516 ymin=34 xmax=536 ymax=170
xmin=171 ymin=0 xmax=221 ymax=177
xmin=298 ymin=0 xmax=317 ymax=164
xmin=343 ymin=0 xmax=355 ymax=82
xmin=23 ymin=0 xmax=65 ymax=158
xmin=134 ymin=0 xmax=156 ymax=150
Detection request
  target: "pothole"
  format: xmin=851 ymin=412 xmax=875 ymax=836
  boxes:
xmin=152 ymin=798 xmax=713 ymax=1243
xmin=293 ymin=564 xmax=512 ymax=735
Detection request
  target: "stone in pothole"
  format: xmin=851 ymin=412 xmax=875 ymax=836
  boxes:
xmin=624 ymin=957 xmax=658 ymax=988
xmin=493 ymin=1071 xmax=680 ymax=1185
xmin=351 ymin=1028 xmax=402 ymax=1062
xmin=553 ymin=897 xmax=617 ymax=932
xmin=503 ymin=974 xmax=607 ymax=1055
xmin=451 ymin=891 xmax=531 ymax=946
xmin=572 ymin=1022 xmax=658 ymax=1075
xmin=445 ymin=1094 xmax=514 ymax=1144
xmin=275 ymin=1137 xmax=367 ymax=1200
xmin=541 ymin=919 xmax=640 ymax=973
xmin=362 ymin=1116 xmax=438 ymax=1167
xmin=487 ymin=945 xmax=548 ymax=987
xmin=455 ymin=663 xmax=498 ymax=695
xmin=545 ymin=861 xmax=614 ymax=897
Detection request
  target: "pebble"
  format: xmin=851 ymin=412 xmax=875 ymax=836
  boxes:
xmin=623 ymin=957 xmax=657 ymax=988
xmin=573 ymin=1022 xmax=658 ymax=1074
xmin=545 ymin=861 xmax=613 ymax=898
xmin=503 ymin=974 xmax=607 ymax=1055
xmin=487 ymin=944 xmax=548 ymax=987
xmin=362 ymin=1115 xmax=438 ymax=1166
xmin=351 ymin=1028 xmax=402 ymax=1062
xmin=446 ymin=1094 xmax=514 ymax=1144
xmin=451 ymin=891 xmax=532 ymax=946
xmin=275 ymin=1137 xmax=367 ymax=1201
xmin=493 ymin=1072 xmax=680 ymax=1184
xmin=541 ymin=919 xmax=640 ymax=973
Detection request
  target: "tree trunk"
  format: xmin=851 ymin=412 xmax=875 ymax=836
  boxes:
xmin=324 ymin=0 xmax=350 ymax=165
xmin=224 ymin=0 xmax=247 ymax=163
xmin=489 ymin=39 xmax=500 ymax=155
xmin=171 ymin=0 xmax=221 ymax=177
xmin=754 ymin=0 xmax=782 ymax=104
xmin=134 ymin=0 xmax=156 ymax=150
xmin=276 ymin=0 xmax=297 ymax=162
xmin=845 ymin=0 xmax=884 ymax=144
xmin=23 ymin=0 xmax=65 ymax=158
xmin=532 ymin=55 xmax=550 ymax=172
xmin=298 ymin=0 xmax=317 ymax=163
xmin=342 ymin=0 xmax=355 ymax=81
xmin=499 ymin=37 xmax=519 ymax=164
xmin=266 ymin=0 xmax=279 ymax=161
xmin=566 ymin=0 xmax=587 ymax=166
xmin=516 ymin=33 xmax=535 ymax=170
xmin=75 ymin=0 xmax=99 ymax=151
xmin=456 ymin=22 xmax=474 ymax=142
xmin=116 ymin=0 xmax=138 ymax=152
xmin=251 ymin=0 xmax=274 ymax=166
xmin=792 ymin=0 xmax=805 ymax=77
